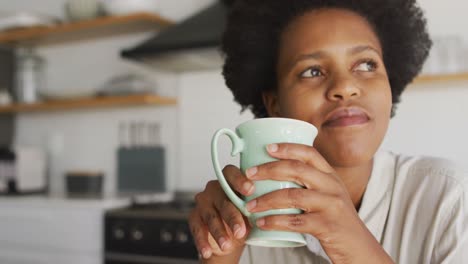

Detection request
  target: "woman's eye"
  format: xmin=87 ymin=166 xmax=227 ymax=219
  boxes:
xmin=355 ymin=60 xmax=377 ymax=72
xmin=300 ymin=67 xmax=323 ymax=78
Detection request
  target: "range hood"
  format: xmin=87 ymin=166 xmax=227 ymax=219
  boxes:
xmin=121 ymin=1 xmax=230 ymax=72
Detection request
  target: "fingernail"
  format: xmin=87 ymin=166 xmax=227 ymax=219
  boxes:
xmin=243 ymin=181 xmax=254 ymax=194
xmin=219 ymin=237 xmax=231 ymax=251
xmin=233 ymin=224 xmax=244 ymax=238
xmin=246 ymin=167 xmax=257 ymax=178
xmin=256 ymin=218 xmax=265 ymax=227
xmin=201 ymin=248 xmax=211 ymax=259
xmin=267 ymin=144 xmax=278 ymax=153
xmin=246 ymin=199 xmax=257 ymax=211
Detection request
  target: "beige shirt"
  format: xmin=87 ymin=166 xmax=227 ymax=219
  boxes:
xmin=239 ymin=151 xmax=468 ymax=263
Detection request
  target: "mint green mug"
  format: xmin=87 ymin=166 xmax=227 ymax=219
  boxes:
xmin=211 ymin=118 xmax=318 ymax=247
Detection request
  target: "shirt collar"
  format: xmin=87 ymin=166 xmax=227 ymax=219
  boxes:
xmin=358 ymin=150 xmax=396 ymax=242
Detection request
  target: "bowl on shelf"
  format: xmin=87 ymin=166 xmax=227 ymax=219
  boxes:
xmin=101 ymin=0 xmax=159 ymax=16
xmin=38 ymin=88 xmax=97 ymax=101
xmin=65 ymin=0 xmax=102 ymax=21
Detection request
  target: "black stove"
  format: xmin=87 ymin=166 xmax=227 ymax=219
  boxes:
xmin=104 ymin=195 xmax=199 ymax=264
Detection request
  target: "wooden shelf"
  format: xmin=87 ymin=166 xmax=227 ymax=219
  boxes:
xmin=0 ymin=94 xmax=177 ymax=114
xmin=0 ymin=12 xmax=173 ymax=46
xmin=413 ymin=72 xmax=468 ymax=84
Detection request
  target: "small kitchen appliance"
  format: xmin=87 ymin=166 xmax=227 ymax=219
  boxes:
xmin=117 ymin=122 xmax=166 ymax=197
xmin=0 ymin=147 xmax=47 ymax=194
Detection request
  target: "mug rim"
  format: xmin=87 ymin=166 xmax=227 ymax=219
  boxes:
xmin=237 ymin=118 xmax=317 ymax=134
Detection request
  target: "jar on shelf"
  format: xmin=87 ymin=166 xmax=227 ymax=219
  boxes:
xmin=14 ymin=47 xmax=46 ymax=103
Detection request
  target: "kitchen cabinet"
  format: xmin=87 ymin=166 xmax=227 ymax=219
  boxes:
xmin=0 ymin=196 xmax=129 ymax=264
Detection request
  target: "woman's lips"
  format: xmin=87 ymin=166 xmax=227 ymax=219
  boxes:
xmin=323 ymin=107 xmax=370 ymax=127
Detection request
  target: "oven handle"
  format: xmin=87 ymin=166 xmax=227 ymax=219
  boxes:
xmin=105 ymin=252 xmax=199 ymax=264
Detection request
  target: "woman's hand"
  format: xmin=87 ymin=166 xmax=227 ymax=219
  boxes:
xmin=244 ymin=143 xmax=394 ymax=264
xmin=189 ymin=165 xmax=254 ymax=262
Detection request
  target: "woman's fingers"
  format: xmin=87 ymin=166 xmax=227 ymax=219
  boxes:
xmin=245 ymin=159 xmax=338 ymax=193
xmin=256 ymin=212 xmax=328 ymax=235
xmin=265 ymin=143 xmax=334 ymax=173
xmin=223 ymin=165 xmax=255 ymax=196
xmin=195 ymin=190 xmax=233 ymax=251
xmin=189 ymin=210 xmax=213 ymax=259
xmin=218 ymin=166 xmax=252 ymax=237
xmin=214 ymin=196 xmax=248 ymax=239
xmin=249 ymin=189 xmax=357 ymax=236
xmin=246 ymin=188 xmax=334 ymax=213
xmin=189 ymin=165 xmax=252 ymax=259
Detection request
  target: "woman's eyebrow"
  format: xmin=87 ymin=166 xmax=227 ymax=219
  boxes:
xmin=296 ymin=51 xmax=325 ymax=61
xmin=290 ymin=51 xmax=326 ymax=69
xmin=348 ymin=45 xmax=381 ymax=56
xmin=288 ymin=44 xmax=381 ymax=69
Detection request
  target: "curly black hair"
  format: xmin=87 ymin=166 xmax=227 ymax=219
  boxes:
xmin=221 ymin=0 xmax=432 ymax=118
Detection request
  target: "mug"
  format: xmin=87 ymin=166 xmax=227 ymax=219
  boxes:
xmin=211 ymin=118 xmax=318 ymax=247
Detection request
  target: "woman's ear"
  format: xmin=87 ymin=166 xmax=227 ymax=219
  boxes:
xmin=262 ymin=91 xmax=281 ymax=117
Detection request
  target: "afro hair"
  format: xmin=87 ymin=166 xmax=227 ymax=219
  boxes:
xmin=221 ymin=0 xmax=432 ymax=118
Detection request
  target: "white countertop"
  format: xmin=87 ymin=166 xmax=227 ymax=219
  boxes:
xmin=0 ymin=195 xmax=130 ymax=210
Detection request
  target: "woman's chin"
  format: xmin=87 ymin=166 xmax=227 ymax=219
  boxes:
xmin=320 ymin=147 xmax=374 ymax=169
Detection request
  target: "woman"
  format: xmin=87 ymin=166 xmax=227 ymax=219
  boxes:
xmin=189 ymin=0 xmax=468 ymax=263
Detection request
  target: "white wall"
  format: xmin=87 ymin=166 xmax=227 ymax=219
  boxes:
xmin=177 ymin=71 xmax=252 ymax=189
xmin=5 ymin=0 xmax=468 ymax=196
xmin=381 ymin=0 xmax=468 ymax=165
xmin=6 ymin=0 xmax=221 ymax=196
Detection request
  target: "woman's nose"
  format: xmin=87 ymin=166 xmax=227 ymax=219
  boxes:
xmin=326 ymin=76 xmax=361 ymax=101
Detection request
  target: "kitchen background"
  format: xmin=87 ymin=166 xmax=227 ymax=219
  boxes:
xmin=4 ymin=0 xmax=468 ymax=196
xmin=0 ymin=0 xmax=467 ymax=263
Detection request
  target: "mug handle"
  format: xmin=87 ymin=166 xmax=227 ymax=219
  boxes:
xmin=211 ymin=128 xmax=251 ymax=217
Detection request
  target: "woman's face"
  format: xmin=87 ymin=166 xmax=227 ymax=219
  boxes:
xmin=264 ymin=8 xmax=392 ymax=168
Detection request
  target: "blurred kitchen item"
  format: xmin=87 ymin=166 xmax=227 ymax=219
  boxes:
xmin=65 ymin=0 xmax=102 ymax=21
xmin=0 ymin=90 xmax=12 ymax=105
xmin=422 ymin=35 xmax=468 ymax=75
xmin=0 ymin=115 xmax=14 ymax=148
xmin=0 ymin=46 xmax=14 ymax=105
xmin=0 ymin=146 xmax=46 ymax=195
xmin=117 ymin=121 xmax=166 ymax=197
xmin=65 ymin=171 xmax=103 ymax=198
xmin=0 ymin=12 xmax=59 ymax=31
xmin=45 ymin=132 xmax=64 ymax=197
xmin=0 ymin=175 xmax=4 ymax=193
xmin=102 ymin=0 xmax=159 ymax=16
xmin=0 ymin=148 xmax=14 ymax=194
xmin=39 ymin=88 xmax=97 ymax=100
xmin=14 ymin=47 xmax=46 ymax=103
xmin=97 ymin=73 xmax=155 ymax=96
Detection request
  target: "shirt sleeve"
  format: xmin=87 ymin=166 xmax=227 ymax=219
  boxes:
xmin=432 ymin=185 xmax=468 ymax=263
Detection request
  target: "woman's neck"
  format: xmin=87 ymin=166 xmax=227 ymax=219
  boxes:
xmin=334 ymin=159 xmax=374 ymax=211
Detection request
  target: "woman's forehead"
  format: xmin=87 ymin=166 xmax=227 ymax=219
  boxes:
xmin=278 ymin=8 xmax=382 ymax=59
